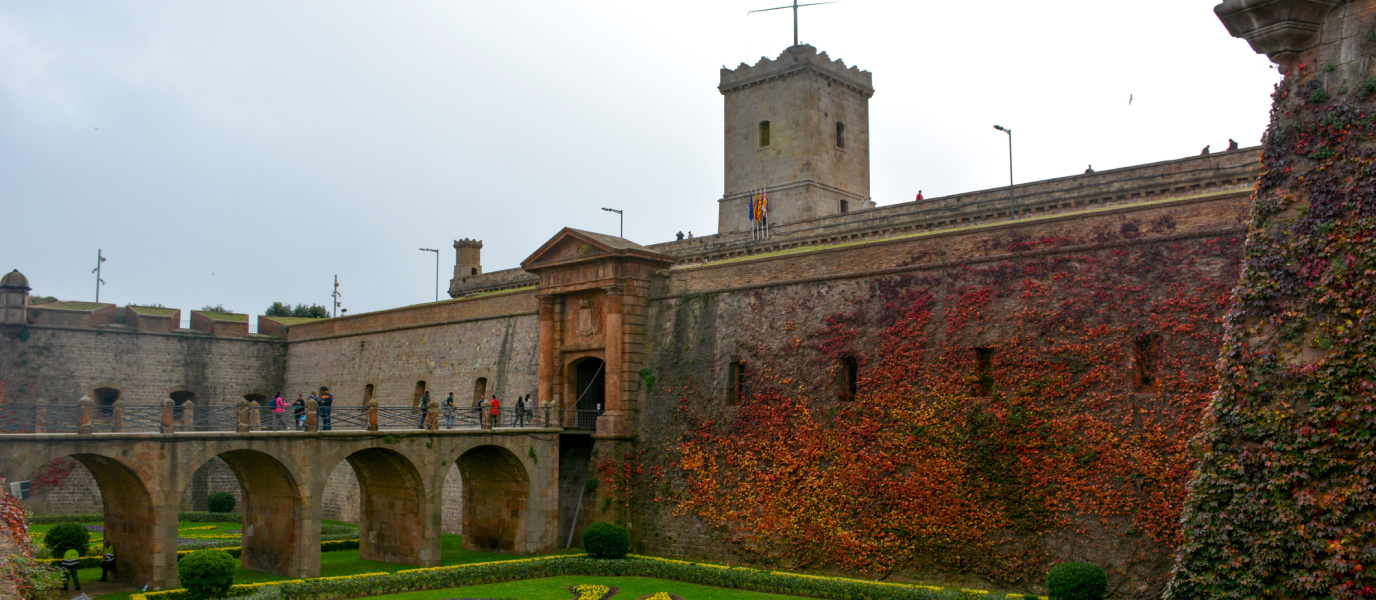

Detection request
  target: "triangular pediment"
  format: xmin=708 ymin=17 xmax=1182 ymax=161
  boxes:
xmin=521 ymin=228 xmax=673 ymax=271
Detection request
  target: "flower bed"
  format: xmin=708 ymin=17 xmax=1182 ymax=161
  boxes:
xmin=131 ymin=554 xmax=1035 ymax=600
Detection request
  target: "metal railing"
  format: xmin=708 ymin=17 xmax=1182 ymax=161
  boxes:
xmin=0 ymin=401 xmax=582 ymax=434
xmin=0 ymin=405 xmax=81 ymax=433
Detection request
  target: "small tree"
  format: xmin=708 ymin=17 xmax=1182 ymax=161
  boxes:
xmin=292 ymin=303 xmax=329 ymax=318
xmin=1047 ymin=562 xmax=1107 ymax=600
xmin=582 ymin=522 xmax=629 ymax=559
xmin=264 ymin=302 xmax=293 ymax=317
xmin=177 ymin=550 xmax=236 ymax=600
xmin=207 ymin=492 xmax=235 ymax=513
xmin=42 ymin=523 xmax=90 ymax=557
xmin=200 ymin=304 xmax=232 ymax=313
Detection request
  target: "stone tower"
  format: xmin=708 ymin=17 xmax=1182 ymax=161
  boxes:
xmin=0 ymin=270 xmax=29 ymax=324
xmin=447 ymin=239 xmax=483 ymax=297
xmin=718 ymin=45 xmax=874 ymax=234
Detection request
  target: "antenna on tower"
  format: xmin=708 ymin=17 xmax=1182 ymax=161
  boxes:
xmin=92 ymin=249 xmax=107 ymax=302
xmin=748 ymin=0 xmax=839 ymax=47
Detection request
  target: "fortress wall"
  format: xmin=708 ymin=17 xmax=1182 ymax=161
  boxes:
xmin=629 ymin=191 xmax=1251 ymax=596
xmin=283 ymin=290 xmax=540 ymax=408
xmin=0 ymin=326 xmax=285 ymax=407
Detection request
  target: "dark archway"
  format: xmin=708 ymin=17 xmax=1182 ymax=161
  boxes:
xmin=344 ymin=448 xmax=427 ymax=565
xmin=457 ymin=445 xmax=529 ymax=552
xmin=567 ymin=357 xmax=605 ymax=429
xmin=217 ymin=450 xmax=302 ymax=575
xmin=58 ymin=454 xmax=156 ymax=585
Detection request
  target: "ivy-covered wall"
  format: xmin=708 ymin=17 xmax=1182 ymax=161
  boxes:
xmin=633 ymin=199 xmax=1249 ymax=596
xmin=1167 ymin=3 xmax=1376 ymax=598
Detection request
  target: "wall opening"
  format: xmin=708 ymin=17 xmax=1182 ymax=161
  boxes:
xmin=364 ymin=384 xmax=375 ymax=404
xmin=63 ymin=454 xmax=156 ymax=585
xmin=727 ymin=360 xmax=747 ymax=406
xmin=572 ymin=358 xmax=606 ymax=413
xmin=836 ymin=122 xmax=845 ymax=148
xmin=169 ymin=391 xmax=194 ymax=405
xmin=413 ymin=381 xmax=427 ymax=407
xmin=1132 ymin=334 xmax=1161 ymax=393
xmin=840 ymin=199 xmax=850 ymax=214
xmin=972 ymin=348 xmax=995 ymax=397
xmin=94 ymin=387 xmax=120 ymax=406
xmin=470 ymin=268 xmax=477 ymax=275
xmin=759 ymin=120 xmax=771 ymax=147
xmin=216 ymin=450 xmax=303 ymax=576
xmin=836 ymin=356 xmax=858 ymax=401
xmin=243 ymin=393 xmax=266 ymax=404
xmin=473 ymin=378 xmax=488 ymax=406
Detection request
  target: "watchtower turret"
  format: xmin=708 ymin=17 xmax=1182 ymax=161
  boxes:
xmin=719 ymin=45 xmax=874 ymax=233
xmin=1 ymin=270 xmax=30 ymax=324
xmin=448 ymin=239 xmax=483 ymax=297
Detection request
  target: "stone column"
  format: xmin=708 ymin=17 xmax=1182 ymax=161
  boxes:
xmin=78 ymin=395 xmax=92 ymax=435
xmin=537 ymin=295 xmax=558 ymax=406
xmin=306 ymin=399 xmax=318 ymax=433
xmin=160 ymin=399 xmax=175 ymax=434
xmin=237 ymin=399 xmax=250 ymax=433
xmin=366 ymin=399 xmax=378 ymax=432
xmin=597 ymin=285 xmax=626 ymax=437
xmin=110 ymin=399 xmax=124 ymax=433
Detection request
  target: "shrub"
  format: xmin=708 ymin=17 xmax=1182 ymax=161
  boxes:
xmin=42 ymin=522 xmax=90 ymax=557
xmin=1046 ymin=562 xmax=1106 ymax=600
xmin=176 ymin=550 xmax=236 ymax=600
xmin=207 ymin=492 xmax=236 ymax=513
xmin=582 ymin=522 xmax=629 ymax=559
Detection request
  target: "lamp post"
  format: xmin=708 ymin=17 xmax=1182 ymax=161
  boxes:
xmin=419 ymin=248 xmax=439 ymax=302
xmin=601 ymin=207 xmax=623 ymax=238
xmin=993 ymin=125 xmax=1015 ymax=219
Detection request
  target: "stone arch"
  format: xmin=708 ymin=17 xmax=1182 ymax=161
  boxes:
xmin=212 ymin=449 xmax=307 ymax=576
xmin=455 ymin=444 xmax=530 ymax=552
xmin=11 ymin=447 xmax=167 ymax=586
xmin=341 ymin=447 xmax=432 ymax=565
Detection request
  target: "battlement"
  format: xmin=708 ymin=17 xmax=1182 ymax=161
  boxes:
xmin=454 ymin=238 xmax=483 ymax=249
xmin=719 ymin=44 xmax=873 ymax=96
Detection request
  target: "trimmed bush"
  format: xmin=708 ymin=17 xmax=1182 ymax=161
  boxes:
xmin=207 ymin=492 xmax=236 ymax=513
xmin=177 ymin=550 xmax=236 ymax=600
xmin=43 ymin=522 xmax=90 ymax=557
xmin=582 ymin=522 xmax=629 ymax=559
xmin=1046 ymin=562 xmax=1106 ymax=600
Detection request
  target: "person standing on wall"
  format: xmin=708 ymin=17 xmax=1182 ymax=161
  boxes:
xmin=318 ymin=387 xmax=333 ymax=431
xmin=514 ymin=394 xmax=527 ymax=427
xmin=59 ymin=546 xmax=81 ymax=591
xmin=271 ymin=391 xmax=288 ymax=431
xmin=489 ymin=394 xmax=501 ymax=428
xmin=443 ymin=392 xmax=456 ymax=429
xmin=99 ymin=540 xmax=115 ymax=582
xmin=293 ymin=394 xmax=306 ymax=430
xmin=417 ymin=390 xmax=431 ymax=429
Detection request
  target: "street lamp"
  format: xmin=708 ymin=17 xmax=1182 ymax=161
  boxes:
xmin=993 ymin=125 xmax=1015 ymax=219
xmin=601 ymin=207 xmax=623 ymax=238
xmin=419 ymin=248 xmax=439 ymax=302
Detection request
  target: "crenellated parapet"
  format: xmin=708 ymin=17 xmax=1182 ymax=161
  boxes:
xmin=719 ymin=44 xmax=873 ymax=97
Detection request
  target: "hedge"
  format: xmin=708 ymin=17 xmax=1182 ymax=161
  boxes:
xmin=40 ymin=539 xmax=360 ymax=569
xmin=28 ymin=512 xmax=244 ymax=525
xmin=131 ymin=554 xmax=1029 ymax=600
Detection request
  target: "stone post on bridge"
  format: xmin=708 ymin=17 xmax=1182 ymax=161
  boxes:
xmin=160 ymin=398 xmax=175 ymax=434
xmin=77 ymin=395 xmax=92 ymax=435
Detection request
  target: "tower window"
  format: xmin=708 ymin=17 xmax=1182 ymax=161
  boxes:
xmin=971 ymin=348 xmax=994 ymax=397
xmin=727 ymin=360 xmax=747 ymax=406
xmin=759 ymin=121 xmax=771 ymax=147
xmin=473 ymin=377 xmax=488 ymax=404
xmin=470 ymin=268 xmax=477 ymax=275
xmin=1132 ymin=334 xmax=1161 ymax=393
xmin=364 ymin=383 xmax=374 ymax=403
xmin=836 ymin=122 xmax=845 ymax=148
xmin=836 ymin=356 xmax=858 ymax=401
xmin=840 ymin=199 xmax=850 ymax=214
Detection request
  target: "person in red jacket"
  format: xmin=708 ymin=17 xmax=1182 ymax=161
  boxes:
xmin=489 ymin=395 xmax=501 ymax=427
xmin=914 ymin=190 xmax=924 ymax=202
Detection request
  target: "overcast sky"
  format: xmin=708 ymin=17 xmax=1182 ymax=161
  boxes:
xmin=0 ymin=1 xmax=1278 ymax=324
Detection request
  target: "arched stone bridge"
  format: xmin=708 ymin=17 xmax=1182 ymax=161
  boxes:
xmin=0 ymin=428 xmax=561 ymax=589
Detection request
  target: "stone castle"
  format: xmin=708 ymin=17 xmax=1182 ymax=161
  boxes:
xmin=0 ymin=40 xmax=1266 ymax=595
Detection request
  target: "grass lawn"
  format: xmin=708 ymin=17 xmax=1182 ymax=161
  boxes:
xmin=356 ymin=575 xmax=806 ymax=600
xmin=89 ymin=534 xmax=544 ymax=600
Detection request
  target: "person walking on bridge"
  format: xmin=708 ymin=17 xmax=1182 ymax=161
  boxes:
xmin=417 ymin=391 xmax=432 ymax=429
xmin=443 ymin=392 xmax=456 ymax=429
xmin=271 ymin=392 xmax=288 ymax=431
xmin=293 ymin=394 xmax=306 ymax=430
xmin=318 ymin=387 xmax=334 ymax=430
xmin=489 ymin=394 xmax=501 ymax=428
xmin=515 ymin=394 xmax=527 ymax=427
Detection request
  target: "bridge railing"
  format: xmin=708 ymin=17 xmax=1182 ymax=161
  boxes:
xmin=561 ymin=409 xmax=600 ymax=430
xmin=187 ymin=405 xmax=239 ymax=432
xmin=0 ymin=405 xmax=81 ymax=433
